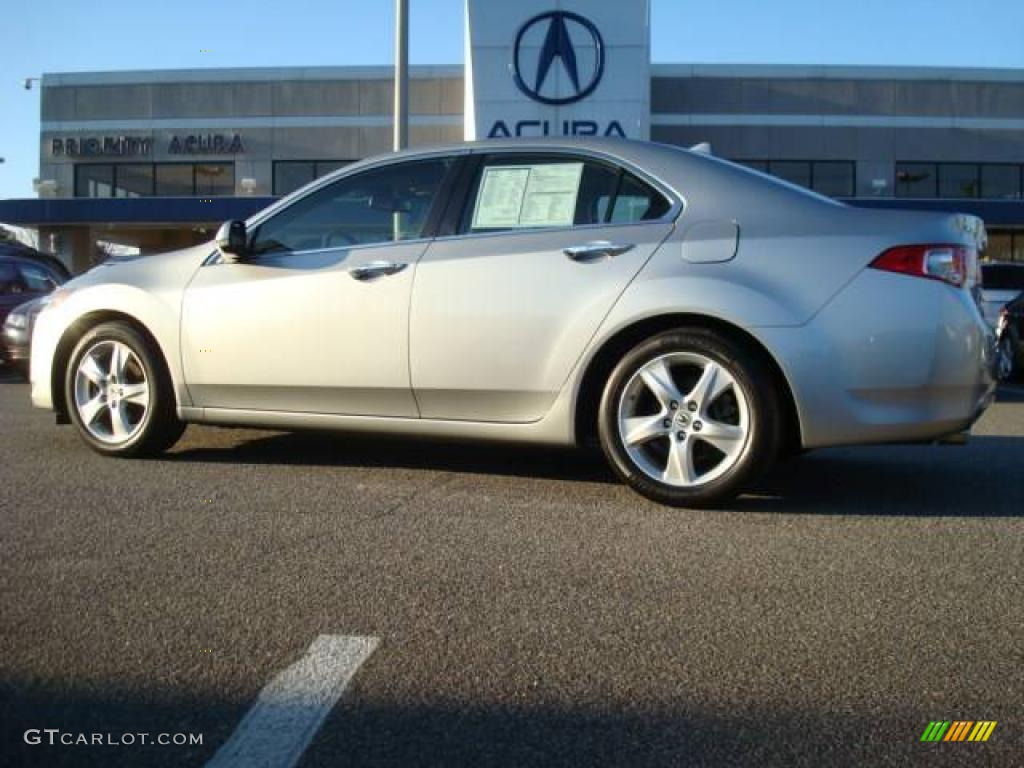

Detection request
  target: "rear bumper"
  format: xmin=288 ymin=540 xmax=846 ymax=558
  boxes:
xmin=759 ymin=269 xmax=997 ymax=449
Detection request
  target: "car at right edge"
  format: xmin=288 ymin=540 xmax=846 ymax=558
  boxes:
xmin=28 ymin=139 xmax=998 ymax=507
xmin=997 ymin=292 xmax=1024 ymax=381
xmin=980 ymin=262 xmax=1024 ymax=327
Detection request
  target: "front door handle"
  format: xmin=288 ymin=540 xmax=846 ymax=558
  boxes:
xmin=348 ymin=260 xmax=408 ymax=281
xmin=564 ymin=241 xmax=635 ymax=262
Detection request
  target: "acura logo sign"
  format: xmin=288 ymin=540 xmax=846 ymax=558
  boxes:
xmin=513 ymin=11 xmax=605 ymax=105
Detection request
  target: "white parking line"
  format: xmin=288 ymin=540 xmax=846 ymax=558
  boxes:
xmin=207 ymin=634 xmax=379 ymax=768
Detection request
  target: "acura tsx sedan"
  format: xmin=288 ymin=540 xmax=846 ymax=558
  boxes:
xmin=30 ymin=138 xmax=997 ymax=506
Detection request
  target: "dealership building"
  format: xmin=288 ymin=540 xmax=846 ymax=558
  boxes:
xmin=2 ymin=0 xmax=1023 ymax=273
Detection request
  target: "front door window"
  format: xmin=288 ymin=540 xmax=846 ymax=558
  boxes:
xmin=251 ymin=158 xmax=453 ymax=255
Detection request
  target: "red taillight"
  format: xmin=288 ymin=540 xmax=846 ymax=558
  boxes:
xmin=870 ymin=244 xmax=971 ymax=288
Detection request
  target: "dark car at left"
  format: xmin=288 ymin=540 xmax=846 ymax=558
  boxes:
xmin=0 ymin=247 xmax=69 ymax=376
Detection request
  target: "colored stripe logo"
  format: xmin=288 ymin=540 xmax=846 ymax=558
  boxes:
xmin=921 ymin=721 xmax=997 ymax=742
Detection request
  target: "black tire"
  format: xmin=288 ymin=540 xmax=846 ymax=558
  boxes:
xmin=65 ymin=321 xmax=185 ymax=457
xmin=598 ymin=328 xmax=783 ymax=508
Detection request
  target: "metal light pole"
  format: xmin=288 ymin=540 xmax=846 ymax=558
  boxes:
xmin=393 ymin=0 xmax=409 ymax=152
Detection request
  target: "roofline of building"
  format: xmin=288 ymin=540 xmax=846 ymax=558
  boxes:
xmin=41 ymin=65 xmax=465 ymax=87
xmin=651 ymin=63 xmax=1024 ymax=82
xmin=42 ymin=62 xmax=1024 ymax=87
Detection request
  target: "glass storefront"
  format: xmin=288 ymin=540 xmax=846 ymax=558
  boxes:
xmin=734 ymin=159 xmax=855 ymax=197
xmin=273 ymin=160 xmax=353 ymax=196
xmin=985 ymin=230 xmax=1024 ymax=264
xmin=114 ymin=164 xmax=155 ymax=198
xmin=75 ymin=165 xmax=115 ymax=197
xmin=897 ymin=162 xmax=1024 ymax=199
xmin=74 ymin=163 xmax=235 ymax=197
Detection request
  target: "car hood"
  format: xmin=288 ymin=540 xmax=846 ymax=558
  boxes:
xmin=7 ymin=296 xmax=45 ymax=320
xmin=63 ymin=241 xmax=214 ymax=293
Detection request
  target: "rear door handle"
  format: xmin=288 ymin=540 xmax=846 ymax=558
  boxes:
xmin=563 ymin=241 xmax=635 ymax=262
xmin=348 ymin=260 xmax=408 ymax=281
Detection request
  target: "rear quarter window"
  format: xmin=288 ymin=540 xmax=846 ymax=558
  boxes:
xmin=459 ymin=154 xmax=671 ymax=234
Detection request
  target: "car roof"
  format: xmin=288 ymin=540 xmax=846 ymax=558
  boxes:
xmin=0 ymin=246 xmax=71 ymax=279
xmin=375 ymin=137 xmax=699 ymax=174
xmin=251 ymin=137 xmax=844 ymax=229
xmin=364 ymin=137 xmax=841 ymax=207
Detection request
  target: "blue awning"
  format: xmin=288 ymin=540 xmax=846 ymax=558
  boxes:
xmin=0 ymin=196 xmax=278 ymax=225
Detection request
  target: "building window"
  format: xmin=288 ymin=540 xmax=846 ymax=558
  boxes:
xmin=735 ymin=159 xmax=769 ymax=173
xmin=194 ymin=163 xmax=234 ymax=196
xmin=770 ymin=161 xmax=812 ymax=190
xmin=895 ymin=163 xmax=938 ymax=197
xmin=75 ymin=163 xmax=236 ymax=197
xmin=113 ymin=164 xmax=154 ymax=197
xmin=811 ymin=162 xmax=856 ymax=197
xmin=939 ymin=164 xmax=980 ymax=198
xmin=155 ymin=164 xmax=194 ymax=196
xmin=75 ymin=165 xmax=115 ymax=197
xmin=732 ymin=160 xmax=855 ymax=197
xmin=984 ymin=230 xmax=1024 ymax=264
xmin=981 ymin=165 xmax=1022 ymax=200
xmin=898 ymin=163 xmax=1024 ymax=199
xmin=274 ymin=160 xmax=355 ymax=196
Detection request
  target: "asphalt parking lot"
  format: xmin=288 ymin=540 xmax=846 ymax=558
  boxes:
xmin=1 ymin=367 xmax=1022 ymax=767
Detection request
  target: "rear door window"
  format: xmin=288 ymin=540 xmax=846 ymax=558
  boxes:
xmin=458 ymin=154 xmax=670 ymax=234
xmin=597 ymin=172 xmax=673 ymax=223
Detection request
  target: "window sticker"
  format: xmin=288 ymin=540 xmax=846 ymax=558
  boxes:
xmin=471 ymin=163 xmax=583 ymax=229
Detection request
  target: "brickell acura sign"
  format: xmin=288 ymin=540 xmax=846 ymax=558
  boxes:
xmin=464 ymin=0 xmax=650 ymax=140
xmin=52 ymin=136 xmax=152 ymax=158
xmin=51 ymin=133 xmax=244 ymax=158
xmin=168 ymin=133 xmax=244 ymax=155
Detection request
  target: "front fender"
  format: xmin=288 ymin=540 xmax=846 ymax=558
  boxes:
xmin=31 ymin=283 xmax=190 ymax=413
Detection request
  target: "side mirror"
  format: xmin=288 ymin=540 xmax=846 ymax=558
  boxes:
xmin=215 ymin=220 xmax=249 ymax=261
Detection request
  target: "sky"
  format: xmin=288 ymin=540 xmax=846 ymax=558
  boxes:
xmin=1 ymin=0 xmax=1022 ymax=198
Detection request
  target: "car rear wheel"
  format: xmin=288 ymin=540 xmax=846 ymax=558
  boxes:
xmin=65 ymin=322 xmax=185 ymax=457
xmin=598 ymin=329 xmax=783 ymax=507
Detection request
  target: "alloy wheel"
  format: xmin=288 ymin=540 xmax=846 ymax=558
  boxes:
xmin=616 ymin=352 xmax=751 ymax=487
xmin=73 ymin=340 xmax=150 ymax=445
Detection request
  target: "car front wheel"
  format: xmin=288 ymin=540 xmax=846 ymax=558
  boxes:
xmin=598 ymin=329 xmax=783 ymax=507
xmin=65 ymin=322 xmax=185 ymax=457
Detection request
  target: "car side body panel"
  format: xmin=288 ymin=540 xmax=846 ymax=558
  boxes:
xmin=758 ymin=270 xmax=994 ymax=447
xmin=181 ymin=240 xmax=428 ymax=417
xmin=409 ymin=220 xmax=673 ymax=422
xmin=29 ymin=138 xmax=996 ymax=455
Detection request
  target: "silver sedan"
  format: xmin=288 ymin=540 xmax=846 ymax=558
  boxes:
xmin=30 ymin=138 xmax=997 ymax=506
